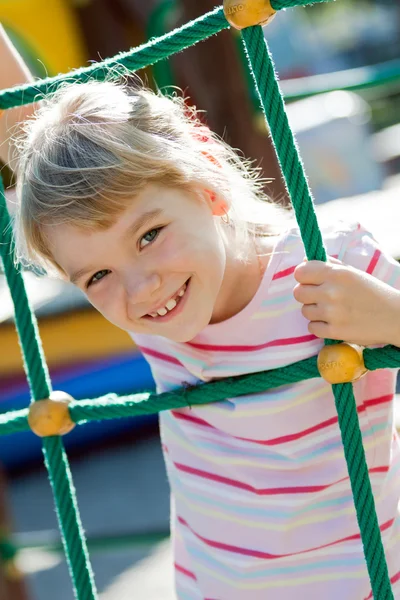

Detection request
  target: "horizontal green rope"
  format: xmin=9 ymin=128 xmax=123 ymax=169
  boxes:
xmin=0 ymin=7 xmax=228 ymax=110
xmin=364 ymin=345 xmax=400 ymax=369
xmin=1 ymin=345 xmax=399 ymax=437
xmin=0 ymin=0 xmax=333 ymax=111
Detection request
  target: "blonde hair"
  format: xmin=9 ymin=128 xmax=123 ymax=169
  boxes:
xmin=14 ymin=77 xmax=291 ymax=274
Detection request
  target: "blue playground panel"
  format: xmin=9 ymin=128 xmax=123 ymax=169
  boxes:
xmin=0 ymin=352 xmax=156 ymax=469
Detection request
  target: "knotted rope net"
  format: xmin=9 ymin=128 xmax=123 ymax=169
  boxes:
xmin=0 ymin=2 xmax=399 ymax=598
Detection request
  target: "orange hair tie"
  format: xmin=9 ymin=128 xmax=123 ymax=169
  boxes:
xmin=192 ymin=126 xmax=222 ymax=169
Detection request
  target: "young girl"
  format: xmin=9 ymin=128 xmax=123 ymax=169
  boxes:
xmin=11 ymin=77 xmax=400 ymax=599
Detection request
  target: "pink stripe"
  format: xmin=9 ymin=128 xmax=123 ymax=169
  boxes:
xmin=366 ymin=249 xmax=381 ymax=275
xmin=174 ymin=461 xmax=347 ymax=494
xmin=273 ymin=265 xmax=296 ymax=280
xmin=363 ymin=394 xmax=393 ymax=409
xmin=173 ymin=461 xmax=388 ymax=495
xmin=171 ymin=394 xmax=393 ymax=447
xmin=186 ymin=334 xmax=317 ymax=353
xmin=171 ymin=410 xmax=214 ymax=428
xmin=248 ymin=393 xmax=393 ymax=445
xmin=175 ymin=562 xmax=197 ymax=581
xmin=178 ymin=515 xmax=394 ymax=560
xmin=272 ymin=255 xmax=339 ymax=281
xmin=137 ymin=345 xmax=183 ymax=366
xmin=247 ymin=416 xmax=338 ymax=446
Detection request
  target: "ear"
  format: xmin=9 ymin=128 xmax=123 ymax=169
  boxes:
xmin=205 ymin=189 xmax=230 ymax=216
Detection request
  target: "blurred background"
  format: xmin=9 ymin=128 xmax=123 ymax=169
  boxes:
xmin=1 ymin=0 xmax=400 ymax=598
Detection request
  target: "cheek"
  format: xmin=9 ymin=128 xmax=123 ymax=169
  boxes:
xmin=160 ymin=226 xmax=224 ymax=270
xmin=156 ymin=235 xmax=196 ymax=270
xmin=87 ymin=286 xmax=126 ymax=325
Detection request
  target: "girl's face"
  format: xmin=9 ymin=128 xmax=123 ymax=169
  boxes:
xmin=45 ymin=183 xmax=258 ymax=342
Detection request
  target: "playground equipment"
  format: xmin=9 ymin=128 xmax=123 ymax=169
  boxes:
xmin=0 ymin=0 xmax=86 ymax=77
xmin=1 ymin=1 xmax=400 ymax=598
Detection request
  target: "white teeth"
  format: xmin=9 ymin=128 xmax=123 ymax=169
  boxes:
xmin=148 ymin=282 xmax=188 ymax=318
xmin=166 ymin=298 xmax=177 ymax=311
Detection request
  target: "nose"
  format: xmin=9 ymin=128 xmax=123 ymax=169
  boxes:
xmin=124 ymin=269 xmax=161 ymax=306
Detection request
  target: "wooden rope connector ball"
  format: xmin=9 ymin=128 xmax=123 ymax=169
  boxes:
xmin=317 ymin=343 xmax=368 ymax=385
xmin=223 ymin=0 xmax=276 ymax=30
xmin=28 ymin=391 xmax=76 ymax=437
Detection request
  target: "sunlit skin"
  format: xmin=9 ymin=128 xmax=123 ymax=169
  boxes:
xmin=44 ymin=183 xmax=270 ymax=343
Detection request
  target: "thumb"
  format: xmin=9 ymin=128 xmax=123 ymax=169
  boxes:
xmin=327 ymin=256 xmax=343 ymax=265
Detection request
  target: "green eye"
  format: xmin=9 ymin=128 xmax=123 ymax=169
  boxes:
xmin=87 ymin=269 xmax=110 ymax=287
xmin=140 ymin=228 xmax=160 ymax=249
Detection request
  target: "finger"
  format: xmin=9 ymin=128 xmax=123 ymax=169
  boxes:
xmin=301 ymin=303 xmax=326 ymax=322
xmin=307 ymin=320 xmax=340 ymax=340
xmin=293 ymin=283 xmax=321 ymax=305
xmin=294 ymin=260 xmax=331 ymax=285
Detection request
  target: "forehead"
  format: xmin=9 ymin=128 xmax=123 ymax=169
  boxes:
xmin=43 ymin=183 xmax=200 ymax=277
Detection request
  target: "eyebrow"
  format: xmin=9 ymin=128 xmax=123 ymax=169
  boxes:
xmin=69 ymin=208 xmax=164 ymax=285
xmin=69 ymin=266 xmax=98 ymax=285
xmin=122 ymin=208 xmax=164 ymax=243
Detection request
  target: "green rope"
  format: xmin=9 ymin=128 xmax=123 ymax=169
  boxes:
xmin=0 ymin=0 xmax=333 ymax=111
xmin=42 ymin=437 xmax=97 ymax=600
xmin=0 ymin=7 xmax=229 ymax=110
xmin=0 ymin=537 xmax=18 ymax=562
xmin=241 ymin=24 xmax=394 ymax=600
xmin=0 ymin=186 xmax=97 ymax=597
xmin=241 ymin=26 xmax=326 ymax=262
xmin=1 ymin=345 xmax=399 ymax=437
xmin=0 ymin=1 xmax=399 ymax=598
xmin=0 ymin=180 xmax=51 ymax=401
xmin=0 ymin=409 xmax=28 ymax=436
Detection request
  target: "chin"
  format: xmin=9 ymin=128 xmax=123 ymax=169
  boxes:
xmin=167 ymin=316 xmax=210 ymax=343
xmin=167 ymin=329 xmax=200 ymax=343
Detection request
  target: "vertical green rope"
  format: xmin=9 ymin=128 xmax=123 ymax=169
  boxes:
xmin=241 ymin=25 xmax=393 ymax=599
xmin=0 ymin=177 xmax=98 ymax=600
xmin=241 ymin=25 xmax=326 ymax=262
xmin=0 ymin=3 xmax=393 ymax=598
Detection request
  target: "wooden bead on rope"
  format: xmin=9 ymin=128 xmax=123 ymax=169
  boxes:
xmin=28 ymin=391 xmax=75 ymax=437
xmin=223 ymin=0 xmax=276 ymax=30
xmin=317 ymin=343 xmax=368 ymax=385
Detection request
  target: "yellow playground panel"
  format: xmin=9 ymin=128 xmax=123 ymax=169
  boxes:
xmin=0 ymin=0 xmax=87 ymax=76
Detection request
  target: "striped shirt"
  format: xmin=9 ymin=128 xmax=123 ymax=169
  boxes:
xmin=131 ymin=221 xmax=400 ymax=599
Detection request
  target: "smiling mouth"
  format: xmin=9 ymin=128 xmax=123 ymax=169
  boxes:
xmin=145 ymin=279 xmax=190 ymax=320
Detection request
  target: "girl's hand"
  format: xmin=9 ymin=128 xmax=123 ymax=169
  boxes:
xmin=293 ymin=257 xmax=400 ymax=347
